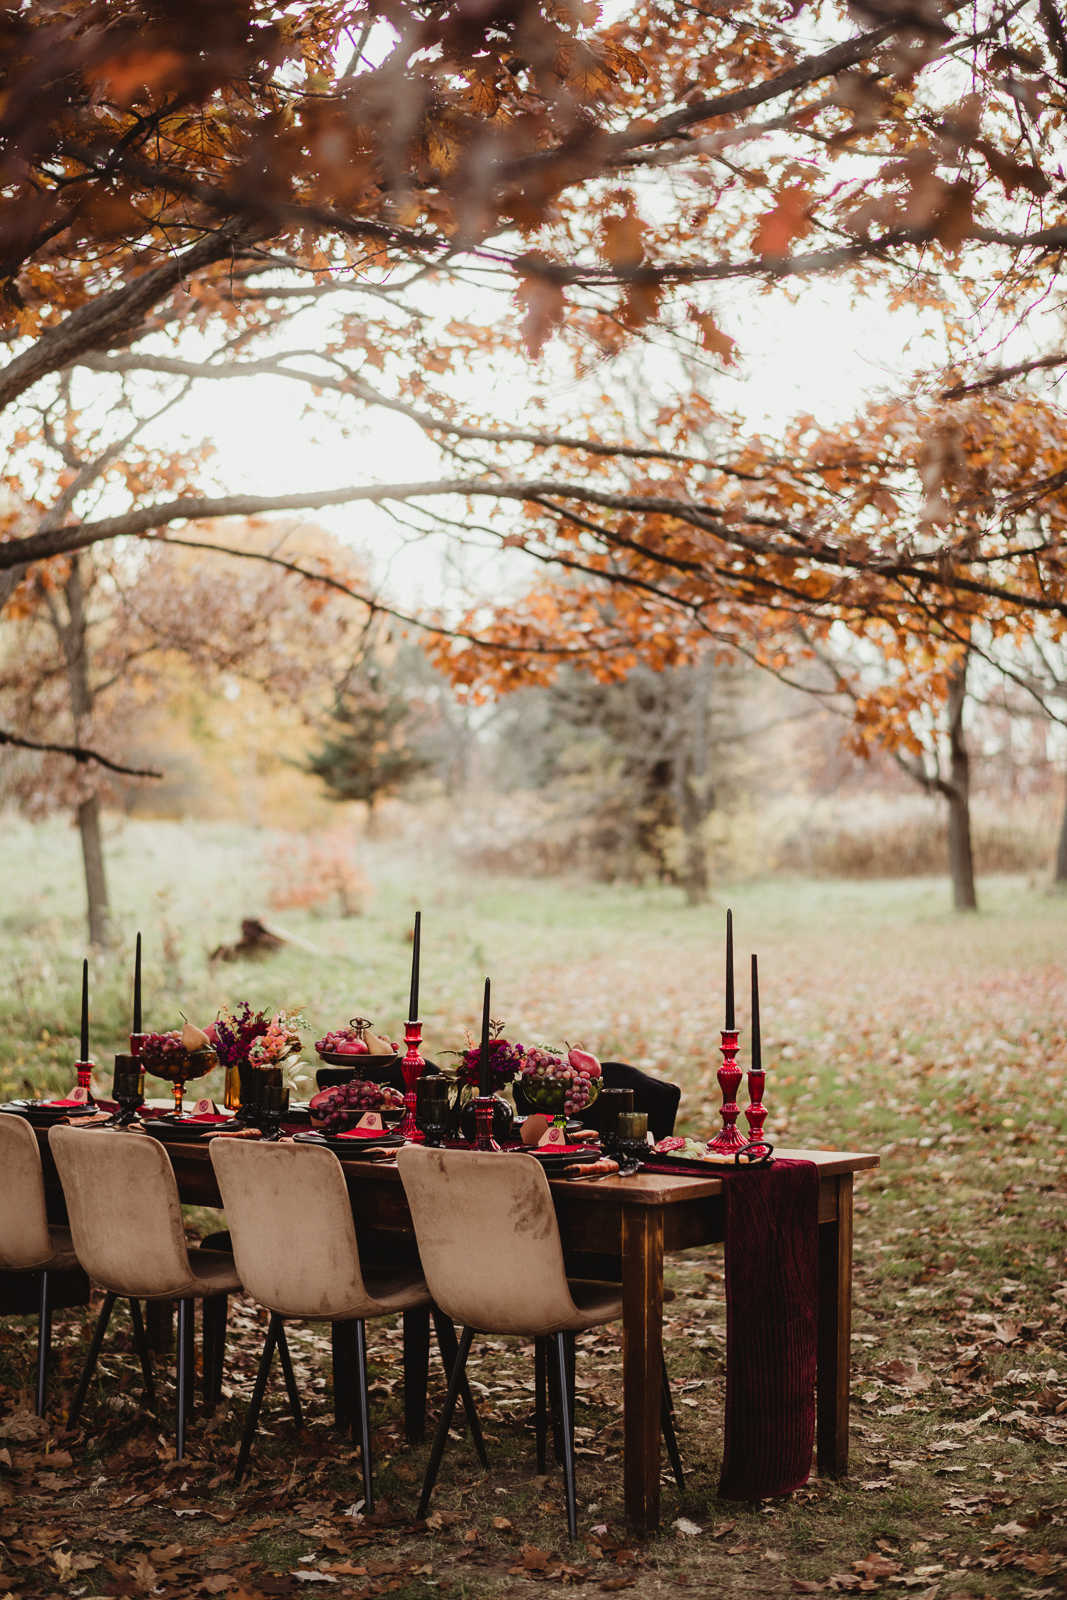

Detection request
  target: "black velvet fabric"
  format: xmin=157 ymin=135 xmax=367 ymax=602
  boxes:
xmin=571 ymin=1062 xmax=681 ymax=1142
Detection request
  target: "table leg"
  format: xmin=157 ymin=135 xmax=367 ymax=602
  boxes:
xmin=403 ymin=1305 xmax=430 ymax=1446
xmin=622 ymin=1205 xmax=664 ymax=1537
xmin=817 ymin=1172 xmax=853 ymax=1476
xmin=146 ymin=1299 xmax=174 ymax=1355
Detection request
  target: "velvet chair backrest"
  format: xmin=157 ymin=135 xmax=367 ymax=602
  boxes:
xmin=599 ymin=1063 xmax=681 ymax=1142
xmin=210 ymin=1139 xmax=375 ymax=1320
xmin=49 ymin=1127 xmax=198 ymax=1299
xmin=0 ymin=1116 xmax=55 ymax=1270
xmin=396 ymin=1146 xmax=579 ymax=1336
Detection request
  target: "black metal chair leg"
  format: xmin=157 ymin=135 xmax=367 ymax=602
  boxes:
xmin=553 ymin=1333 xmax=578 ymax=1540
xmin=417 ymin=1324 xmax=474 ymax=1521
xmin=276 ymin=1322 xmax=304 ymax=1430
xmin=69 ymin=1290 xmax=116 ymax=1425
xmin=546 ymin=1331 xmax=564 ymax=1466
xmin=431 ymin=1309 xmax=488 ymax=1467
xmin=128 ymin=1300 xmax=156 ymax=1411
xmin=565 ymin=1331 xmax=576 ymax=1429
xmin=35 ymin=1270 xmax=52 ymax=1417
xmin=534 ymin=1335 xmax=548 ymax=1474
xmin=353 ymin=1320 xmax=374 ymax=1514
xmin=403 ymin=1305 xmax=431 ymax=1446
xmin=176 ymin=1300 xmax=192 ymax=1460
xmin=234 ymin=1314 xmax=280 ymax=1484
xmin=660 ymin=1357 xmax=685 ymax=1489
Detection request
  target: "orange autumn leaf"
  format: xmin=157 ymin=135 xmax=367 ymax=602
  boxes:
xmin=753 ymin=188 xmax=814 ymax=260
xmin=689 ymin=307 xmax=738 ymax=365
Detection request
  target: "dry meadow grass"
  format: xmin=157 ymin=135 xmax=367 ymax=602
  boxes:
xmin=1 ymin=818 xmax=1066 ymax=1599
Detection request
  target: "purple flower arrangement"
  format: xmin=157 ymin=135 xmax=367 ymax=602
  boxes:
xmin=211 ymin=1002 xmax=271 ymax=1069
xmin=454 ymin=1035 xmax=526 ymax=1093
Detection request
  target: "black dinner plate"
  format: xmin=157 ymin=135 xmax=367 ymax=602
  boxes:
xmin=143 ymin=1117 xmax=234 ymax=1143
xmin=0 ymin=1099 xmax=97 ymax=1125
xmin=292 ymin=1130 xmax=404 ymax=1157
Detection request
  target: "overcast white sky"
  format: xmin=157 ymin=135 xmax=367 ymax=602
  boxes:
xmin=143 ymin=272 xmax=950 ymax=614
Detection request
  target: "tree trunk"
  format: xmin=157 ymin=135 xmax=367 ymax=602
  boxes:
xmin=77 ymin=792 xmax=111 ymax=946
xmin=675 ymin=662 xmax=712 ymax=906
xmin=57 ymin=556 xmax=111 ymax=945
xmin=1055 ymin=768 xmax=1067 ymax=885
xmin=946 ymin=654 xmax=978 ymax=911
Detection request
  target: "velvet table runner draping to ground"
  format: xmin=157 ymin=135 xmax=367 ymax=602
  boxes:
xmin=717 ymin=1156 xmax=819 ymax=1499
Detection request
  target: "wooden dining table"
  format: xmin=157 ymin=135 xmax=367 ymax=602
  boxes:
xmin=34 ymin=1132 xmax=877 ymax=1536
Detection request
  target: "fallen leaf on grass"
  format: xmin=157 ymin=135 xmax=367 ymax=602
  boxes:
xmin=673 ymin=1518 xmax=702 ymax=1537
xmin=521 ymin=1545 xmax=551 ymax=1570
xmin=853 ymin=1556 xmax=901 ymax=1578
xmin=874 ymin=1360 xmax=931 ymax=1392
xmin=290 ymin=1574 xmax=337 ymax=1585
xmin=712 ymin=1521 xmax=738 ymax=1539
xmin=991 ymin=1521 xmax=1030 ymax=1537
xmin=130 ymin=1553 xmax=158 ymax=1591
xmin=860 ymin=1480 xmax=894 ymax=1490
xmin=600 ymin=1579 xmax=635 ymax=1593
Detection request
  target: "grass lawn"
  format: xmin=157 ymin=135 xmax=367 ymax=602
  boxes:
xmin=1 ymin=817 xmax=1065 ymax=1598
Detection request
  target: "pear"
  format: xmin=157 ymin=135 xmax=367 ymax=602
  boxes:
xmin=182 ymin=1021 xmax=212 ymax=1053
xmin=363 ymin=1029 xmax=393 ymax=1055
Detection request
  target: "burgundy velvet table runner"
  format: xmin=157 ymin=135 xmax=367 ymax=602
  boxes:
xmin=719 ymin=1156 xmax=819 ymax=1499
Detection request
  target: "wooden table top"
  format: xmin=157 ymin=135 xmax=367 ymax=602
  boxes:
xmin=159 ymin=1140 xmax=879 ymax=1206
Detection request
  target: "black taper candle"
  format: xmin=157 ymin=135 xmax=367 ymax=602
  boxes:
xmin=80 ymin=958 xmax=89 ymax=1061
xmin=479 ymin=977 xmax=491 ymax=1098
xmin=408 ymin=910 xmax=421 ymax=1022
xmin=751 ymin=952 xmax=761 ymax=1072
xmin=725 ymin=908 xmax=735 ymax=1031
xmin=133 ymin=931 xmax=142 ymax=1034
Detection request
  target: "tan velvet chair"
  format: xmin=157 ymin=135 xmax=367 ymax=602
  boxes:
xmin=397 ymin=1146 xmax=683 ymax=1539
xmin=209 ymin=1138 xmax=485 ymax=1510
xmin=49 ymin=1125 xmax=241 ymax=1459
xmin=0 ymin=1115 xmax=84 ymax=1415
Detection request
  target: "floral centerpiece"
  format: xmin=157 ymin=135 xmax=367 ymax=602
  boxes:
xmin=454 ymin=1031 xmax=526 ymax=1094
xmin=213 ymin=1003 xmax=307 ymax=1111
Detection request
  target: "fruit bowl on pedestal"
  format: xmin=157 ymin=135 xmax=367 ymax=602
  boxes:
xmin=316 ymin=1051 xmax=399 ymax=1070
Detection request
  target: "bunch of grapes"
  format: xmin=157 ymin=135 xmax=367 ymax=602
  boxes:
xmin=140 ymin=1031 xmax=190 ymax=1080
xmin=317 ymin=1079 xmax=404 ymax=1133
xmin=315 ymin=1027 xmax=368 ymax=1057
xmin=518 ymin=1047 xmax=598 ymax=1116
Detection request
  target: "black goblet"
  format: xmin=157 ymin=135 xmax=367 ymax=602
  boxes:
xmin=107 ymin=1057 xmax=145 ymax=1127
xmin=416 ymin=1078 xmax=450 ymax=1148
xmin=259 ymin=1082 xmax=290 ymax=1142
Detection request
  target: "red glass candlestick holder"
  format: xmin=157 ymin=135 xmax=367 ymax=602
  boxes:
xmin=397 ymin=1020 xmax=426 ymax=1143
xmin=129 ymin=1033 xmax=147 ymax=1059
xmin=74 ymin=1060 xmax=95 ymax=1101
xmin=707 ymin=1029 xmax=746 ymax=1152
xmin=744 ymin=1066 xmax=769 ymax=1153
xmin=470 ymin=1094 xmax=502 ymax=1151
